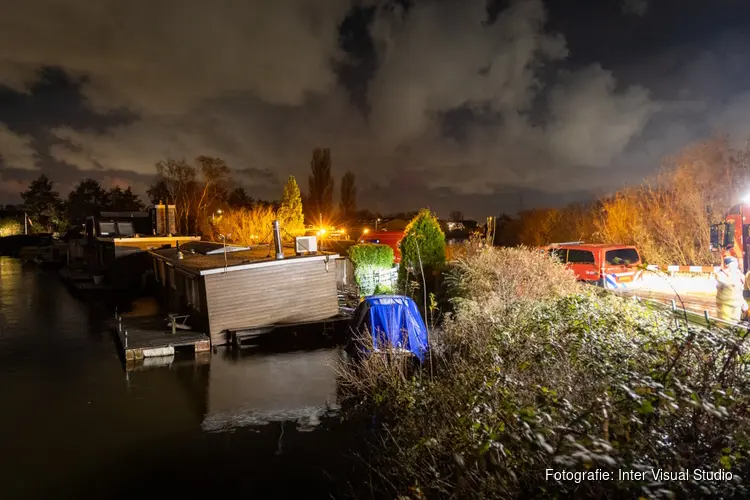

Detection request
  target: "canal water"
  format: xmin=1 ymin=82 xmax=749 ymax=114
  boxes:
xmin=0 ymin=257 xmax=370 ymax=499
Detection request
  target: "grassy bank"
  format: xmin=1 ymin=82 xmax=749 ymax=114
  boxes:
xmin=339 ymin=246 xmax=750 ymax=499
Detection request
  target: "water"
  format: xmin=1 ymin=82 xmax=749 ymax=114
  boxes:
xmin=0 ymin=257 xmax=365 ymax=499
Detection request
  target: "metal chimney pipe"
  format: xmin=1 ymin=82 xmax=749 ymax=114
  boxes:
xmin=272 ymin=220 xmax=284 ymax=260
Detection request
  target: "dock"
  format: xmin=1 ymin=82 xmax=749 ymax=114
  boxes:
xmin=111 ymin=314 xmax=211 ymax=361
xmin=125 ymin=351 xmax=211 ymax=372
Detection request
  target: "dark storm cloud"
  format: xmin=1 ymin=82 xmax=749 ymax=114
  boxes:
xmin=0 ymin=0 xmax=747 ymax=217
xmin=621 ymin=0 xmax=649 ymax=17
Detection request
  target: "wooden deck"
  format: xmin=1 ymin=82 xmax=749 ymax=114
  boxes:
xmin=110 ymin=314 xmax=211 ymax=361
xmin=125 ymin=351 xmax=211 ymax=372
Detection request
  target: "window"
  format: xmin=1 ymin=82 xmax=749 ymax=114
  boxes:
xmin=547 ymin=248 xmax=567 ymax=262
xmin=605 ymin=248 xmax=640 ymax=266
xmin=99 ymin=222 xmax=116 ymax=235
xmin=567 ymin=249 xmax=595 ymax=264
xmin=724 ymin=221 xmax=736 ymax=248
xmin=116 ymin=222 xmax=134 ymax=236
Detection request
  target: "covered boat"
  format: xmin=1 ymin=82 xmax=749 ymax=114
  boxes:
xmin=347 ymin=295 xmax=429 ymax=362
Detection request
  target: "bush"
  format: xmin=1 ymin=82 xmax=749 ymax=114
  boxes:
xmin=349 ymin=243 xmax=394 ymax=270
xmin=0 ymin=217 xmax=23 ymax=237
xmin=340 ymin=246 xmax=750 ymax=499
xmin=215 ymin=206 xmax=276 ymax=246
xmin=349 ymin=243 xmax=395 ymax=296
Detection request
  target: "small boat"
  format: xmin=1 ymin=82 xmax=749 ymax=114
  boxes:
xmin=345 ymin=295 xmax=429 ymax=362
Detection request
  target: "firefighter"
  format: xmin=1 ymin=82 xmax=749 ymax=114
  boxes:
xmin=716 ymin=256 xmax=748 ymax=322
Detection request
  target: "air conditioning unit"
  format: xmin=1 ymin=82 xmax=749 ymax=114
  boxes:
xmin=295 ymin=236 xmax=318 ymax=255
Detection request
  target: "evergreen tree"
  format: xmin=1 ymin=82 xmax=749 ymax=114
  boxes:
xmin=399 ymin=208 xmax=446 ymax=291
xmin=20 ymin=174 xmax=61 ymax=231
xmin=278 ymin=175 xmax=305 ymax=239
xmin=307 ymin=148 xmax=334 ymax=224
xmin=339 ymin=171 xmax=357 ymax=220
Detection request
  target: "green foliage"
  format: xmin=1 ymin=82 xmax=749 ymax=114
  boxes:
xmin=349 ymin=243 xmax=395 ymax=270
xmin=0 ymin=217 xmax=23 ymax=237
xmin=66 ymin=180 xmax=144 ymax=225
xmin=341 ymin=246 xmax=750 ymax=499
xmin=340 ymin=170 xmax=357 ymax=220
xmin=20 ymin=174 xmax=62 ymax=231
xmin=278 ymin=175 xmax=305 ymax=239
xmin=398 ymin=208 xmax=446 ymax=289
xmin=374 ymin=283 xmax=393 ymax=295
xmin=349 ymin=244 xmax=395 ymax=296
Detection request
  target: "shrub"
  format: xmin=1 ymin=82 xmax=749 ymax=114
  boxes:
xmin=0 ymin=217 xmax=23 ymax=237
xmin=349 ymin=243 xmax=394 ymax=270
xmin=215 ymin=206 xmax=276 ymax=246
xmin=340 ymin=246 xmax=750 ymax=499
xmin=349 ymin=243 xmax=395 ymax=296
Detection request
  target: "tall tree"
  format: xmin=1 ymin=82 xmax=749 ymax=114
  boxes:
xmin=153 ymin=158 xmax=197 ymax=234
xmin=278 ymin=175 xmax=305 ymax=239
xmin=146 ymin=177 xmax=170 ymax=205
xmin=227 ymin=187 xmax=254 ymax=209
xmin=65 ymin=179 xmax=109 ymax=225
xmin=20 ymin=174 xmax=61 ymax=231
xmin=108 ymin=186 xmax=144 ymax=212
xmin=307 ymin=148 xmax=334 ymax=225
xmin=194 ymin=156 xmax=230 ymax=232
xmin=339 ymin=171 xmax=357 ymax=220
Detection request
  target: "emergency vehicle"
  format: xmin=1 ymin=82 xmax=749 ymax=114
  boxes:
xmin=711 ymin=204 xmax=750 ymax=273
xmin=357 ymin=229 xmax=405 ymax=263
xmin=543 ymin=242 xmax=644 ymax=289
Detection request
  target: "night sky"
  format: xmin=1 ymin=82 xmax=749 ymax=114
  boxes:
xmin=1 ymin=0 xmax=749 ymax=219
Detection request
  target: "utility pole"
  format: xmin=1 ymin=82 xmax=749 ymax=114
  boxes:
xmin=24 ymin=212 xmax=27 ymax=235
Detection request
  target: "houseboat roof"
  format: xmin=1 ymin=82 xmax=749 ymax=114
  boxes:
xmin=150 ymin=244 xmax=339 ymax=276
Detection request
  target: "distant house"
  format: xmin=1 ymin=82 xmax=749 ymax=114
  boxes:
xmin=150 ymin=240 xmax=341 ymax=346
xmin=443 ymin=219 xmax=479 ymax=245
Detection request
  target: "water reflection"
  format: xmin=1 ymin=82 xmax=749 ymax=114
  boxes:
xmin=0 ymin=257 xmax=360 ymax=499
xmin=204 ymin=348 xmax=341 ymax=432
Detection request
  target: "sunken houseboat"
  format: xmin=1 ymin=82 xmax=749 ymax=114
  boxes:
xmin=149 ymin=223 xmax=341 ymax=346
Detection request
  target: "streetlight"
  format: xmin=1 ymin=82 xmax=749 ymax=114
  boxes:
xmin=212 ymin=209 xmax=223 ymax=223
xmin=376 ymin=218 xmax=381 ymax=230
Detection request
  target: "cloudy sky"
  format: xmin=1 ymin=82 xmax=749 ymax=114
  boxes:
xmin=0 ymin=0 xmax=749 ymax=218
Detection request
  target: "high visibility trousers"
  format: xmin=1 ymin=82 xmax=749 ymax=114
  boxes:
xmin=717 ymin=300 xmax=743 ymax=322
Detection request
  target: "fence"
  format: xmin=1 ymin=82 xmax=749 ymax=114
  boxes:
xmin=356 ymin=266 xmax=398 ymax=296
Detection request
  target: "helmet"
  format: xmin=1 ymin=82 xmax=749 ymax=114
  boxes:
xmin=725 ymin=256 xmax=739 ymax=266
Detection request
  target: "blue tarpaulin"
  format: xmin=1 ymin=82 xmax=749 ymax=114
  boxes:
xmin=349 ymin=295 xmax=429 ymax=362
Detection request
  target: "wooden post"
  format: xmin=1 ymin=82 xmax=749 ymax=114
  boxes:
xmin=704 ymin=310 xmax=710 ymax=326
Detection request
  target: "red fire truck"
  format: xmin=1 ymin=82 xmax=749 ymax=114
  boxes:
xmin=710 ymin=204 xmax=749 ymax=272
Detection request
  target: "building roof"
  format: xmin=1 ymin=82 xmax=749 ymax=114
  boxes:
xmin=151 ymin=244 xmax=339 ymax=275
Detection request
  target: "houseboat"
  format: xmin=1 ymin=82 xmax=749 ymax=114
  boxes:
xmin=149 ymin=225 xmax=341 ymax=346
xmin=73 ymin=204 xmax=201 ymax=291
